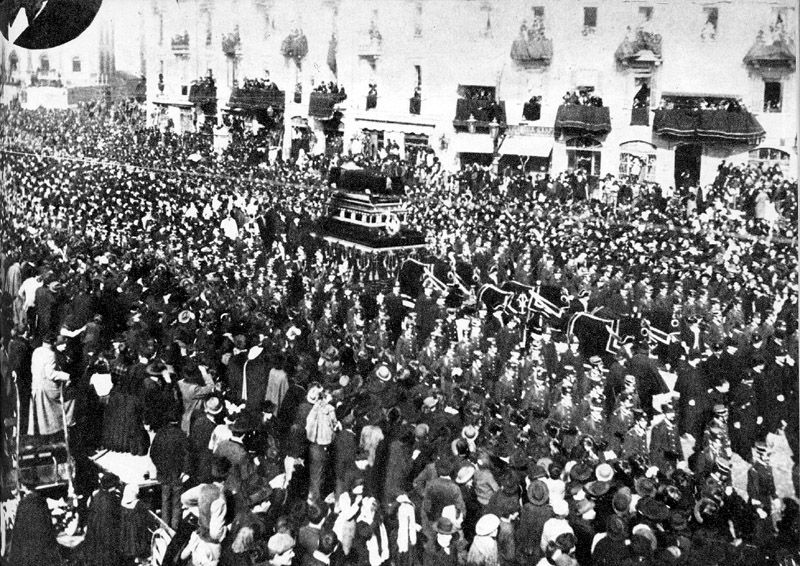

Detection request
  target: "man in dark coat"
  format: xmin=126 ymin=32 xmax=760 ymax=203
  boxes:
xmin=674 ymin=353 xmax=708 ymax=442
xmin=150 ymin=413 xmax=192 ymax=530
xmin=728 ymin=371 xmax=758 ymax=461
xmin=650 ymin=402 xmax=683 ymax=471
xmin=627 ymin=343 xmax=668 ymax=417
xmin=334 ymin=406 xmax=358 ymax=497
xmin=189 ymin=397 xmax=222 ymax=483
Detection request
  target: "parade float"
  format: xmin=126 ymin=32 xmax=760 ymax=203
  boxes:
xmin=314 ymin=165 xmax=426 ymax=283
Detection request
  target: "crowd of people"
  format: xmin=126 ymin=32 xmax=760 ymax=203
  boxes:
xmin=1 ymin=97 xmax=798 ymax=566
xmin=561 ymin=91 xmax=604 ymax=108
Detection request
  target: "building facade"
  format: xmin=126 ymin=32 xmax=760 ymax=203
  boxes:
xmin=145 ymin=0 xmax=798 ymax=187
xmin=1 ymin=1 xmax=145 ymax=108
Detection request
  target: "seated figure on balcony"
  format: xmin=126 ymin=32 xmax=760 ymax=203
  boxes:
xmin=523 ymin=95 xmax=541 ymax=121
xmin=564 ymin=89 xmax=603 ymax=108
xmin=366 ymin=83 xmax=378 ymax=110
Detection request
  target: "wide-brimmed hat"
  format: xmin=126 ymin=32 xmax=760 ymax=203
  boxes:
xmin=435 ymin=517 xmax=456 ymax=535
xmin=595 ymin=463 xmax=614 ymax=483
xmin=636 ymin=497 xmax=669 ymax=522
xmin=527 ymin=480 xmax=549 ymax=506
xmin=204 ymin=397 xmax=223 ymax=415
xmin=374 ymin=364 xmax=392 ymax=382
xmin=475 ymin=513 xmax=500 ymax=536
xmin=455 ymin=465 xmax=476 ymax=485
xmin=585 ymin=480 xmax=610 ymax=498
xmin=230 ymin=411 xmax=258 ymax=434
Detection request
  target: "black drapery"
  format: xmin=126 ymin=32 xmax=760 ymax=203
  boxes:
xmin=653 ymin=109 xmax=765 ymax=144
xmin=554 ymin=105 xmax=611 ymax=134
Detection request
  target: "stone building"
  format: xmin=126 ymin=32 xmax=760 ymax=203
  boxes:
xmin=145 ymin=0 xmax=797 ymax=187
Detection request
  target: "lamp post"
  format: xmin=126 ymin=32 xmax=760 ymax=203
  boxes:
xmin=466 ymin=113 xmax=477 ymax=134
xmin=489 ymin=117 xmax=501 ymax=174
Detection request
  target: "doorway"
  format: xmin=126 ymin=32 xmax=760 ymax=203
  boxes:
xmin=674 ymin=143 xmax=702 ymax=188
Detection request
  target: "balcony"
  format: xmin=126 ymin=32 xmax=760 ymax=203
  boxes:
xmin=228 ymin=86 xmax=285 ymax=111
xmin=358 ymin=38 xmax=383 ymax=60
xmin=409 ymin=96 xmax=421 ymax=115
xmin=510 ymin=37 xmax=553 ymax=66
xmin=309 ymin=91 xmax=346 ymax=119
xmin=630 ymin=106 xmax=649 ymax=126
xmin=554 ymin=104 xmax=611 ymax=135
xmin=653 ymin=108 xmax=765 ymax=145
xmin=453 ymin=98 xmax=507 ymax=130
xmin=171 ymin=33 xmax=190 ymax=58
xmin=615 ymin=27 xmax=662 ymax=68
xmin=188 ymin=79 xmax=216 ymax=106
xmin=744 ymin=31 xmax=795 ymax=72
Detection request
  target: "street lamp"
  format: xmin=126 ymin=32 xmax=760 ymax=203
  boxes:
xmin=489 ymin=117 xmax=501 ymax=174
xmin=489 ymin=117 xmax=500 ymax=141
xmin=466 ymin=113 xmax=477 ymax=134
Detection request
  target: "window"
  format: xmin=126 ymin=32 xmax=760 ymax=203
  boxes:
xmin=414 ymin=1 xmax=423 ymax=38
xmin=72 ymin=57 xmax=81 ymax=72
xmin=764 ymin=81 xmax=782 ymax=113
xmin=620 ymin=141 xmax=656 ymax=181
xmin=639 ymin=6 xmax=653 ymax=21
xmin=748 ymin=147 xmax=790 ymax=172
xmin=583 ymin=7 xmax=597 ymax=34
xmin=701 ymin=7 xmax=718 ymax=40
xmin=480 ymin=2 xmax=493 ymax=38
xmin=39 ymin=55 xmax=49 ymax=72
xmin=533 ymin=6 xmax=545 ymax=19
xmin=415 ymin=65 xmax=422 ymax=88
xmin=567 ymin=136 xmax=601 ymax=176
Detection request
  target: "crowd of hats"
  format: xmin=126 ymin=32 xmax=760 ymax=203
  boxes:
xmin=2 ymin=98 xmax=799 ymax=566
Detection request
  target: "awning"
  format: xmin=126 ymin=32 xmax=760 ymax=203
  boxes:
xmin=498 ymin=135 xmax=553 ymax=157
xmin=354 ymin=112 xmax=435 ymax=135
xmin=554 ymin=105 xmax=611 ymax=134
xmin=653 ymin=109 xmax=765 ymax=145
xmin=453 ymin=133 xmax=494 ymax=154
xmin=453 ymin=99 xmax=507 ymax=127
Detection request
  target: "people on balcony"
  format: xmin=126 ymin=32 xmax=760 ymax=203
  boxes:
xmin=562 ymin=89 xmax=603 ymax=108
xmin=241 ymin=74 xmax=280 ymax=93
xmin=658 ymin=97 xmax=746 ymax=113
xmin=522 ymin=95 xmax=541 ymax=121
xmin=366 ymin=83 xmax=378 ymax=110
xmin=410 ymin=86 xmax=422 ymax=115
xmin=313 ymin=82 xmax=347 ymax=101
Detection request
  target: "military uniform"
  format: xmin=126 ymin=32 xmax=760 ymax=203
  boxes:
xmin=650 ymin=418 xmax=682 ymax=469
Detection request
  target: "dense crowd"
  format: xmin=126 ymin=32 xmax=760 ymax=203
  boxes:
xmin=1 ymin=98 xmax=798 ymax=566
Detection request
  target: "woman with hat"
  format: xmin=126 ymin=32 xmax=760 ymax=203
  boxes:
xmin=466 ymin=514 xmax=500 ymax=566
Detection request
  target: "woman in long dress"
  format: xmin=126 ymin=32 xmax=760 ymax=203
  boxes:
xmin=28 ymin=334 xmax=74 ymax=436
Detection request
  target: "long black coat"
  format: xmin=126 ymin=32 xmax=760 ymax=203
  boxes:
xmin=8 ymin=492 xmax=63 ymax=566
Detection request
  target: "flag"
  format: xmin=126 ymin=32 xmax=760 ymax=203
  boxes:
xmin=327 ymin=33 xmax=337 ymax=76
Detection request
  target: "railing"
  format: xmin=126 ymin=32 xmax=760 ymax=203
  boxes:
xmin=631 ymin=106 xmax=649 ymax=126
xmin=358 ymin=38 xmax=383 ymax=59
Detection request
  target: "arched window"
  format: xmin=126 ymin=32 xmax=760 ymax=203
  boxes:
xmin=619 ymin=140 xmax=656 ymax=181
xmin=748 ymin=147 xmax=790 ymax=172
xmin=9 ymin=50 xmax=18 ymax=71
xmin=567 ymin=136 xmax=601 ymax=176
xmin=72 ymin=57 xmax=81 ymax=72
xmin=39 ymin=55 xmax=49 ymax=72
